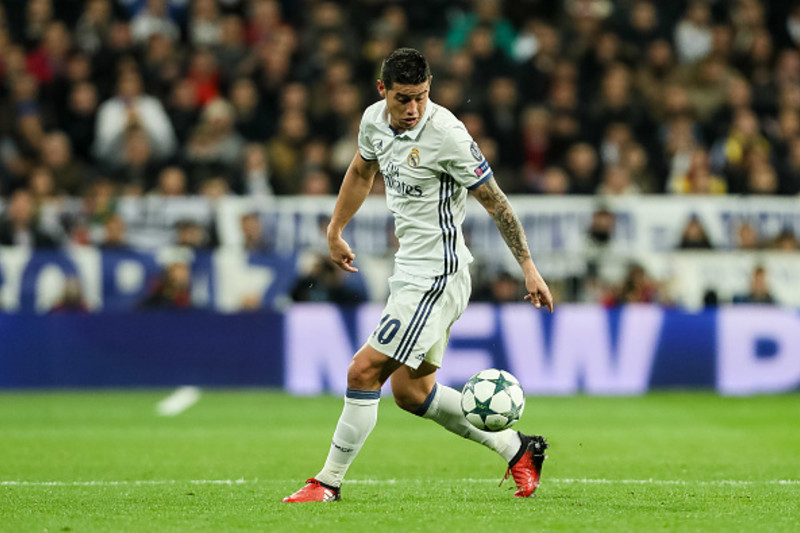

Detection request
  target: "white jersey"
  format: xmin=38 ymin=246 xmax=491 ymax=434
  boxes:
xmin=358 ymin=100 xmax=494 ymax=277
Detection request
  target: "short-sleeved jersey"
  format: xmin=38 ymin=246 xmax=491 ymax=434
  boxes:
xmin=358 ymin=100 xmax=494 ymax=277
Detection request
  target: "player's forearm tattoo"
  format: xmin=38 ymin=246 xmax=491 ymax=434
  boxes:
xmin=475 ymin=180 xmax=531 ymax=264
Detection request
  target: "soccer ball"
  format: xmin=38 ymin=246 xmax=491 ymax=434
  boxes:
xmin=460 ymin=369 xmax=525 ymax=432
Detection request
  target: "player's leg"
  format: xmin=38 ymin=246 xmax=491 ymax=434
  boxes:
xmin=282 ymin=344 xmax=400 ymax=502
xmin=391 ymin=356 xmax=522 ymax=463
xmin=317 ymin=344 xmax=400 ymax=485
xmin=393 ymin=321 xmax=548 ymax=498
xmin=392 ymin=352 xmax=547 ymax=498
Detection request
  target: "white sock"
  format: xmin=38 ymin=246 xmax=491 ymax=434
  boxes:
xmin=418 ymin=383 xmax=521 ymax=463
xmin=315 ymin=389 xmax=380 ymax=488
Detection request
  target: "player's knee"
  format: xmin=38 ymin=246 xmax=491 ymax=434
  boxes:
xmin=347 ymin=358 xmax=380 ymax=390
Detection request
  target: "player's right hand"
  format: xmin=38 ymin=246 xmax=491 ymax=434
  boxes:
xmin=328 ymin=236 xmax=358 ymax=272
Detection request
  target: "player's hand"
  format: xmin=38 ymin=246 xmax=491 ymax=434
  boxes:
xmin=523 ymin=268 xmax=554 ymax=312
xmin=328 ymin=235 xmax=358 ymax=272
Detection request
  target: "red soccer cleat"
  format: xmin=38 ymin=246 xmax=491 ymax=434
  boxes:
xmin=502 ymin=433 xmax=548 ymax=498
xmin=282 ymin=478 xmax=341 ymax=503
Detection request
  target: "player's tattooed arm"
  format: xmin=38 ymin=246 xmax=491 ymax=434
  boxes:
xmin=471 ymin=177 xmax=554 ymax=311
xmin=470 ymin=178 xmax=531 ymax=264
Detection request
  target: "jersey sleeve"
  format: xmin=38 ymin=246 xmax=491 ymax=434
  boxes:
xmin=357 ymin=112 xmax=378 ymax=162
xmin=440 ymin=123 xmax=494 ymax=190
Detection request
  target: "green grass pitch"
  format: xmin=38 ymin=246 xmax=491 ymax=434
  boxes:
xmin=2 ymin=391 xmax=799 ymax=532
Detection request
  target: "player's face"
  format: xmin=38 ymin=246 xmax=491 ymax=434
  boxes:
xmin=378 ymin=78 xmax=430 ymax=133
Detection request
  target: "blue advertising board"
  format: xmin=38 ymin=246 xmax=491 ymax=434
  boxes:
xmin=1 ymin=305 xmax=799 ymax=395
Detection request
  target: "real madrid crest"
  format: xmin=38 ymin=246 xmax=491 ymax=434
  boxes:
xmin=407 ymin=147 xmax=420 ymax=167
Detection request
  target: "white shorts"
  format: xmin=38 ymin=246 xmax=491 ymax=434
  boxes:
xmin=367 ymin=267 xmax=471 ymax=369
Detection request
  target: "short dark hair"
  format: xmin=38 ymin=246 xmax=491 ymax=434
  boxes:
xmin=380 ymin=48 xmax=431 ymax=89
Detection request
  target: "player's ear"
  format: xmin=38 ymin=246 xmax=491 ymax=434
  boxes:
xmin=377 ymin=80 xmax=386 ymax=98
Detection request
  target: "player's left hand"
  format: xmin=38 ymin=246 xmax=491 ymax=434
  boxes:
xmin=523 ymin=269 xmax=554 ymax=312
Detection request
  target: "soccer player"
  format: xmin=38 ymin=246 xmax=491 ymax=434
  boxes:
xmin=283 ymin=48 xmax=554 ymax=503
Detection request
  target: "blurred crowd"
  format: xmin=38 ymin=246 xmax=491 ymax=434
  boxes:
xmin=2 ymin=1 xmax=800 ymax=207
xmin=1 ymin=0 xmax=800 ymax=309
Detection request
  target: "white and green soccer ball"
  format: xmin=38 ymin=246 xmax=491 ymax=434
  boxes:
xmin=460 ymin=369 xmax=525 ymax=432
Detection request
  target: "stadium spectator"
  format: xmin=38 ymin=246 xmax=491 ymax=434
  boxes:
xmin=517 ymin=21 xmax=561 ymax=103
xmin=778 ymin=136 xmax=800 ymax=194
xmin=596 ymin=164 xmax=641 ymax=195
xmin=300 ymin=169 xmax=332 ymax=196
xmin=669 ymin=148 xmax=727 ymax=194
xmin=199 ymin=175 xmax=230 ymax=200
xmin=109 ymin=127 xmax=161 ymax=194
xmin=563 ymin=0 xmax=613 ymax=66
xmin=49 ymin=277 xmax=88 ymax=313
xmin=215 ymin=15 xmax=249 ymax=84
xmin=22 ymin=0 xmax=54 ymax=50
xmin=621 ymin=0 xmax=664 ymax=53
xmin=189 ymin=0 xmax=222 ymax=48
xmin=772 ymin=227 xmax=800 ymax=251
xmin=25 ymin=21 xmax=72 ymax=86
xmin=230 ymin=78 xmax=272 ymax=142
xmin=91 ymin=21 xmax=135 ymax=95
xmin=60 ymin=89 xmax=98 ymax=161
xmin=94 ymin=69 xmax=177 ymax=166
xmin=635 ymin=39 xmax=676 ymax=117
xmin=615 ymin=263 xmax=661 ymax=305
xmin=139 ymin=261 xmax=192 ymax=309
xmin=40 ymin=132 xmax=85 ymax=196
xmin=140 ymin=33 xmax=179 ymax=100
xmin=329 ymin=115 xmax=360 ymax=178
xmin=733 ymin=265 xmax=775 ymax=304
xmin=585 ymin=207 xmax=616 ymax=248
xmin=565 ymin=143 xmax=600 ymax=194
xmin=710 ymin=108 xmax=770 ymax=192
xmin=174 ymin=219 xmax=209 ymax=250
xmin=186 ymin=48 xmax=220 ymax=106
xmin=446 ymin=0 xmax=516 ymax=57
xmin=678 ymin=215 xmax=713 ymax=250
xmin=473 ymin=270 xmax=524 ymax=304
xmin=152 ymin=166 xmax=187 ymax=196
xmin=598 ymin=122 xmax=632 ymax=167
xmin=166 ymin=79 xmax=200 ymax=144
xmin=267 ymin=110 xmax=309 ymax=195
xmin=239 ymin=143 xmax=273 ymax=197
xmin=74 ymin=0 xmax=113 ymax=55
xmin=183 ymin=98 xmax=245 ymax=189
xmin=735 ymin=221 xmax=762 ymax=250
xmin=100 ymin=214 xmax=129 ymax=250
xmin=683 ymin=55 xmax=736 ymax=124
xmin=0 ymin=188 xmax=59 ymax=247
xmin=131 ymin=0 xmax=180 ymax=45
xmin=674 ymin=0 xmax=713 ymax=64
xmin=620 ymin=141 xmax=658 ymax=193
xmin=81 ymin=178 xmax=117 ymax=230
xmin=246 ymin=0 xmax=286 ymax=46
xmin=241 ymin=212 xmax=271 ymax=253
xmin=538 ymin=166 xmax=571 ymax=195
xmin=746 ymin=160 xmax=779 ymax=194
xmin=780 ymin=2 xmax=800 ymax=49
xmin=290 ymin=254 xmax=367 ymax=305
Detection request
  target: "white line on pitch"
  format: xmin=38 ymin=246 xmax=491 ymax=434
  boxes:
xmin=0 ymin=479 xmax=248 ymax=487
xmin=156 ymin=386 xmax=201 ymax=416
xmin=2 ymin=478 xmax=799 ymax=487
